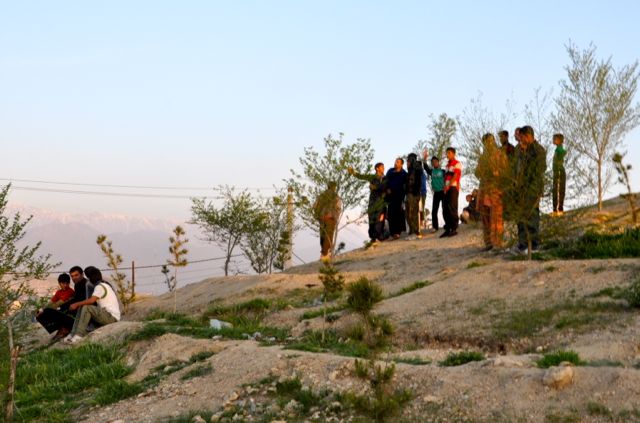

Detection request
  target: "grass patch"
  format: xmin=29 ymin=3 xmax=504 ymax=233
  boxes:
xmin=587 ymin=401 xmax=612 ymax=417
xmin=439 ymin=351 xmax=485 ymax=367
xmin=491 ymin=298 xmax=631 ymax=341
xmin=300 ymin=303 xmax=347 ymax=321
xmin=544 ymin=227 xmax=640 ymax=260
xmin=129 ymin=321 xmax=290 ymax=343
xmin=466 ymin=261 xmax=486 ymax=269
xmin=387 ymin=281 xmax=432 ymax=299
xmin=391 ymin=356 xmax=431 ymax=366
xmin=536 ymin=350 xmax=584 ymax=368
xmin=13 ymin=343 xmax=138 ymax=421
xmin=275 ymin=377 xmax=322 ymax=413
xmin=586 ymin=359 xmax=624 ymax=368
xmin=544 ymin=265 xmax=559 ymax=272
xmin=180 ymin=363 xmax=213 ymax=381
xmin=285 ymin=329 xmax=370 ymax=358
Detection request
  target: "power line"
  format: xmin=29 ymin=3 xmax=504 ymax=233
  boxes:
xmin=1 ymin=177 xmax=278 ymax=192
xmin=10 ymin=186 xmax=223 ymax=200
xmin=5 ymin=254 xmax=244 ymax=276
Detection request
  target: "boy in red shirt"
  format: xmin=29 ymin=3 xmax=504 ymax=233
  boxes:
xmin=41 ymin=273 xmax=75 ymax=310
xmin=440 ymin=147 xmax=463 ymax=238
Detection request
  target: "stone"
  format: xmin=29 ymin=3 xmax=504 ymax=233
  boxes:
xmin=284 ymin=399 xmax=301 ymax=414
xmin=542 ymin=364 xmax=574 ymax=389
xmin=209 ymin=319 xmax=233 ymax=330
xmin=490 ymin=357 xmax=525 ymax=367
xmin=193 ymin=415 xmax=207 ymax=423
xmin=422 ymin=395 xmax=441 ymax=403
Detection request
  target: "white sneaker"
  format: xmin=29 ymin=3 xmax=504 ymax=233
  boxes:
xmin=65 ymin=335 xmax=84 ymax=344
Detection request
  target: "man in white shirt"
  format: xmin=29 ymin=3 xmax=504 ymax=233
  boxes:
xmin=65 ymin=266 xmax=121 ymax=344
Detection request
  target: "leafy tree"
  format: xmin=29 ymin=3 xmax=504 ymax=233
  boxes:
xmin=612 ymin=152 xmax=638 ymax=224
xmin=191 ymin=186 xmax=262 ymax=276
xmin=167 ymin=225 xmax=188 ymax=312
xmin=553 ymin=42 xmax=640 ymax=211
xmin=457 ymin=92 xmax=517 ymax=179
xmin=413 ymin=113 xmax=457 ymax=161
xmin=97 ymin=235 xmax=135 ymax=312
xmin=286 ymin=133 xmax=374 ymax=258
xmin=0 ymin=184 xmax=56 ymax=422
xmin=242 ymin=192 xmax=297 ymax=274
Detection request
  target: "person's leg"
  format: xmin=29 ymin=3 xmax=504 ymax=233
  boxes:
xmin=326 ymin=219 xmax=336 ymax=255
xmin=442 ymin=193 xmax=450 ymax=232
xmin=389 ymin=200 xmax=403 ymax=236
xmin=481 ymin=205 xmax=491 ymax=247
xmin=432 ymin=192 xmax=442 ymax=230
xmin=559 ymin=169 xmax=566 ymax=212
xmin=553 ymin=172 xmax=559 ymax=213
xmin=492 ymin=197 xmax=504 ymax=248
xmin=367 ymin=214 xmax=376 ymax=241
xmin=407 ymin=194 xmax=419 ymax=235
xmin=72 ymin=305 xmax=117 ymax=337
xmin=319 ymin=221 xmax=330 ymax=256
xmin=528 ymin=207 xmax=541 ymax=249
xmin=449 ymin=188 xmax=459 ymax=232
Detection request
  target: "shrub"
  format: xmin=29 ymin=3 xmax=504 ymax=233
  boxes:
xmin=626 ymin=276 xmax=640 ymax=308
xmin=346 ymin=277 xmax=384 ymax=316
xmin=536 ymin=350 xmax=584 ymax=368
xmin=439 ymin=351 xmax=485 ymax=367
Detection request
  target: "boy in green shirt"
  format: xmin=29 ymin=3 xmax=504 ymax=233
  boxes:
xmin=552 ymin=133 xmax=567 ymax=216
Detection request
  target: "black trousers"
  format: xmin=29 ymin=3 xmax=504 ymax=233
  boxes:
xmin=368 ymin=210 xmax=386 ymax=241
xmin=517 ymin=206 xmax=541 ymax=250
xmin=431 ymin=191 xmax=445 ymax=230
xmin=443 ymin=187 xmax=459 ymax=232
xmin=553 ymin=169 xmax=566 ymax=212
xmin=387 ymin=199 xmax=406 ymax=236
xmin=36 ymin=308 xmax=75 ymax=334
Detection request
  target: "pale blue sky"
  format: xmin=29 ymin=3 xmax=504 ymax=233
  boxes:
xmin=1 ymin=0 xmax=639 ymax=219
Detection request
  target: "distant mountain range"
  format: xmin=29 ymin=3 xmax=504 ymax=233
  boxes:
xmin=8 ymin=203 xmax=367 ymax=295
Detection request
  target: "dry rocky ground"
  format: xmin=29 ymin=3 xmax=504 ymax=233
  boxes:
xmin=31 ymin=197 xmax=640 ymax=422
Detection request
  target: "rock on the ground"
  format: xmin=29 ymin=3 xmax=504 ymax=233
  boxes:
xmin=542 ymin=364 xmax=575 ymax=390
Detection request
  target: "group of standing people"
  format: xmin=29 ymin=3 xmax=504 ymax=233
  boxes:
xmin=316 ymin=124 xmax=568 ymax=259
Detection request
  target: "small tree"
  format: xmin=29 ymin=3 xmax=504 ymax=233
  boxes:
xmin=0 ymin=184 xmax=56 ymax=422
xmin=345 ymin=277 xmax=408 ymax=422
xmin=167 ymin=225 xmax=188 ymax=312
xmin=287 ymin=133 xmax=374 ymax=258
xmin=96 ymin=235 xmax=135 ymax=312
xmin=191 ymin=186 xmax=263 ymax=276
xmin=457 ymin=92 xmax=517 ymax=179
xmin=317 ymin=260 xmax=345 ymax=341
xmin=242 ymin=193 xmax=297 ymax=274
xmin=613 ymin=152 xmax=638 ymax=224
xmin=413 ymin=113 xmax=457 ymax=161
xmin=553 ymin=42 xmax=640 ymax=211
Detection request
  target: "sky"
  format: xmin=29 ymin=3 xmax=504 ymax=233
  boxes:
xmin=1 ymin=0 xmax=639 ymax=221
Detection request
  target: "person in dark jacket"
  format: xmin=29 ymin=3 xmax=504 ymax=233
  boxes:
xmin=348 ymin=162 xmax=387 ymax=243
xmin=405 ymin=153 xmax=424 ymax=238
xmin=385 ymin=158 xmax=407 ymax=239
xmin=510 ymin=125 xmax=547 ymax=254
xmin=36 ymin=266 xmax=94 ymax=340
xmin=498 ymin=130 xmax=515 ymax=158
xmin=552 ymin=133 xmax=567 ymax=215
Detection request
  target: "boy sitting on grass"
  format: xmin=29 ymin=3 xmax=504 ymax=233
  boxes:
xmin=37 ymin=273 xmax=75 ymax=314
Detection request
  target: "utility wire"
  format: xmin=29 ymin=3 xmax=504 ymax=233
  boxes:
xmin=1 ymin=177 xmax=278 ymax=192
xmin=10 ymin=186 xmax=223 ymax=200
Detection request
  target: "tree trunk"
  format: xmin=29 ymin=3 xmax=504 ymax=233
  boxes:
xmin=224 ymin=256 xmax=230 ymax=276
xmin=5 ymin=322 xmax=19 ymax=423
xmin=597 ymin=160 xmax=603 ymax=211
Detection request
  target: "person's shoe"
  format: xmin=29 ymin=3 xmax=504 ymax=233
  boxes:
xmin=52 ymin=327 xmax=70 ymax=341
xmin=482 ymin=245 xmax=493 ymax=252
xmin=439 ymin=231 xmax=450 ymax=239
xmin=448 ymin=230 xmax=458 ymax=237
xmin=65 ymin=334 xmax=84 ymax=344
xmin=392 ymin=234 xmax=400 ymax=240
xmin=416 ymin=233 xmax=423 ymax=239
xmin=557 ymin=211 xmax=564 ymax=216
xmin=509 ymin=245 xmax=527 ymax=256
xmin=406 ymin=234 xmax=417 ymax=241
xmin=429 ymin=228 xmax=438 ymax=233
